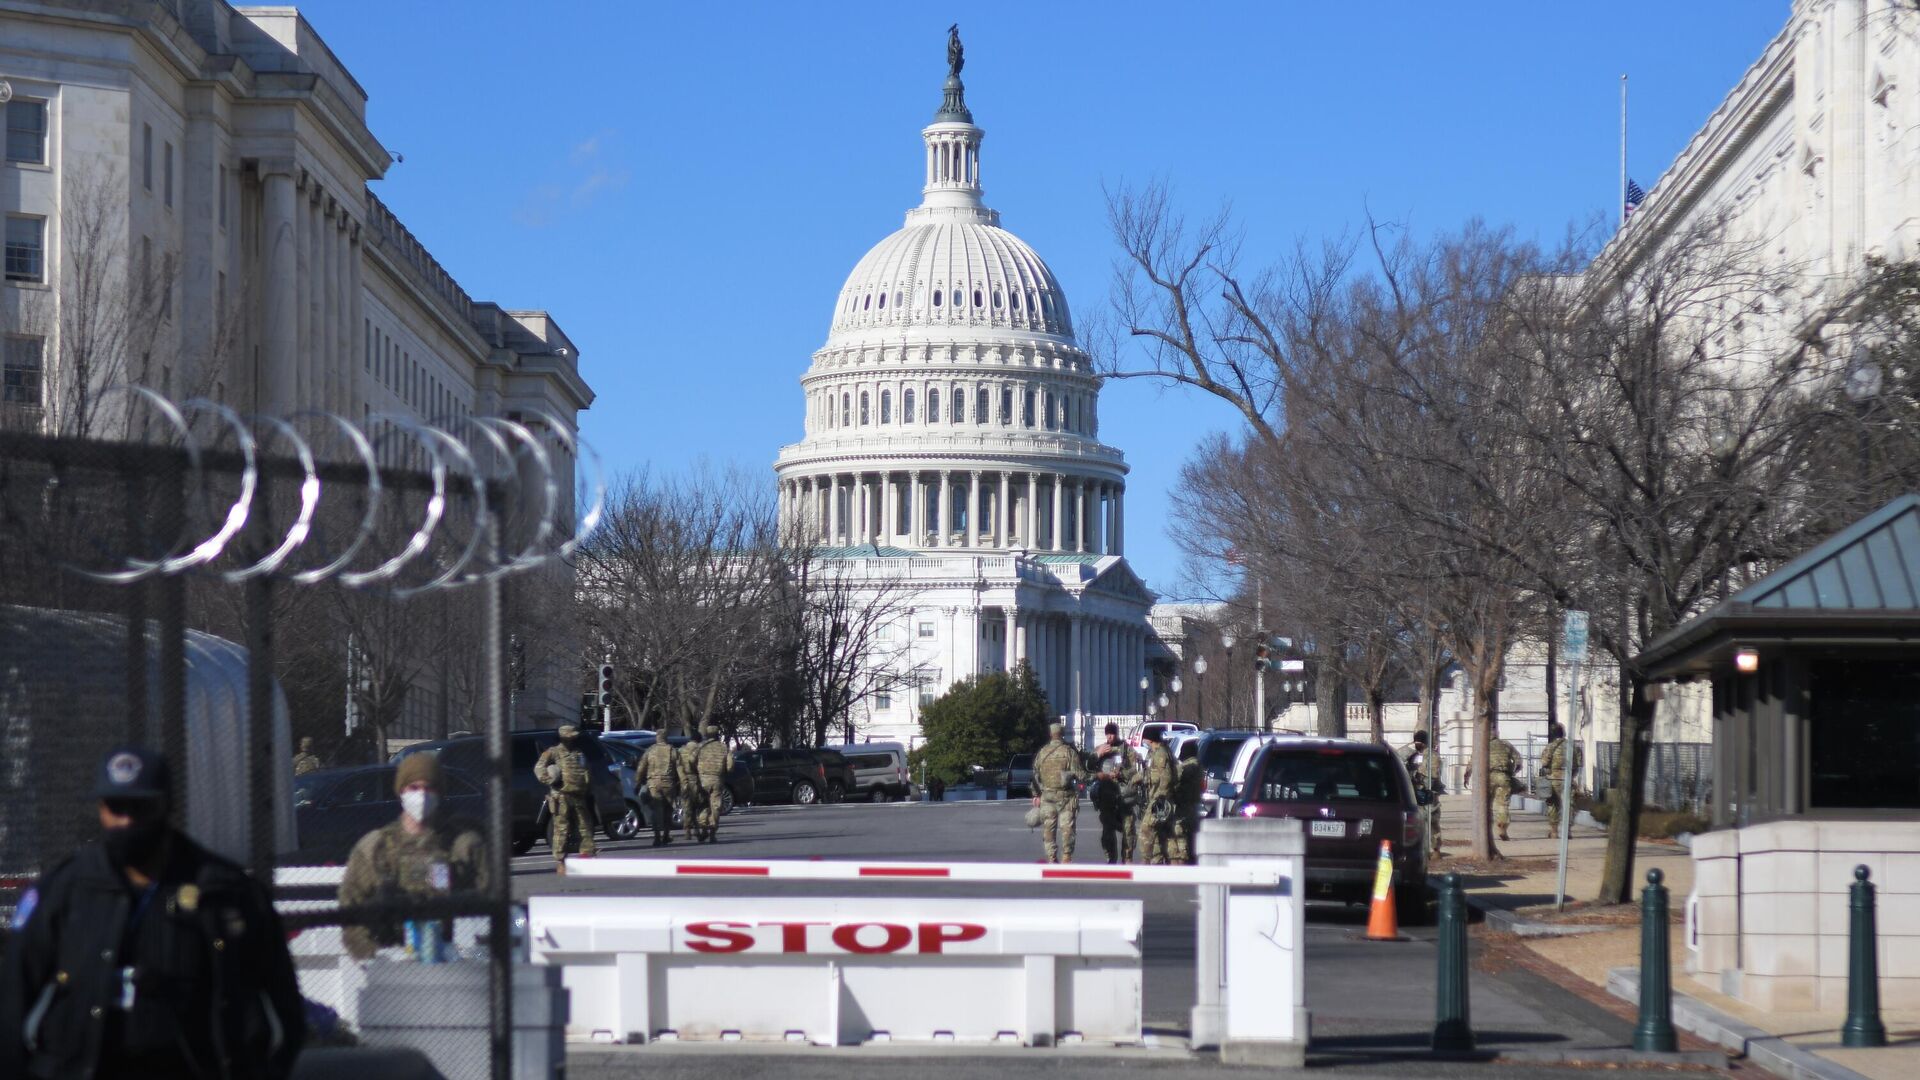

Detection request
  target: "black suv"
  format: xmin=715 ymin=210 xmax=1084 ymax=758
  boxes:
xmin=737 ymin=747 xmax=829 ymax=805
xmin=807 ymin=748 xmax=857 ymax=802
xmin=394 ymin=729 xmax=627 ymax=856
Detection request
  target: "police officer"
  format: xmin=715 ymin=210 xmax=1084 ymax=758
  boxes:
xmin=634 ymin=734 xmax=680 ymax=847
xmin=693 ymin=724 xmax=734 ymax=843
xmin=1031 ymin=722 xmax=1087 ymax=863
xmin=676 ymin=729 xmax=703 ymax=842
xmin=337 ymin=751 xmax=487 ymax=959
xmin=1136 ymin=728 xmax=1176 ymax=865
xmin=534 ymin=724 xmax=597 ymax=871
xmin=1399 ymin=729 xmax=1444 ymax=858
xmin=1542 ymin=722 xmax=1575 ymax=837
xmin=1091 ymin=723 xmax=1141 ymax=864
xmin=290 ymin=736 xmax=321 ymax=777
xmin=0 ymin=745 xmax=306 ymax=1079
xmin=1487 ymin=726 xmax=1520 ymax=842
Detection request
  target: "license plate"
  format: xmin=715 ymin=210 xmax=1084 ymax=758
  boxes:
xmin=1310 ymin=820 xmax=1347 ymax=838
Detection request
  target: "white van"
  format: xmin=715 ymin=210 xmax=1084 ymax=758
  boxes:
xmin=827 ymin=741 xmax=914 ymax=801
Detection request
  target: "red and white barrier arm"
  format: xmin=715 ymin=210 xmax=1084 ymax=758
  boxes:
xmin=562 ymin=859 xmax=1283 ymax=886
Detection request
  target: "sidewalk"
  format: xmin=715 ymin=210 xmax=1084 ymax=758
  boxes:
xmin=1437 ymin=792 xmax=1920 ymax=1080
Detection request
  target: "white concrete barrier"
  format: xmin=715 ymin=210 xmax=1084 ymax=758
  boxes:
xmin=529 ymin=895 xmax=1141 ymax=1046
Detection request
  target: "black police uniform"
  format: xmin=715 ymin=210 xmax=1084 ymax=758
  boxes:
xmin=0 ymin=835 xmax=305 ymax=1079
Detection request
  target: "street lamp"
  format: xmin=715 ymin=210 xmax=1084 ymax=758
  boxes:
xmin=1221 ymin=631 xmax=1237 ymax=728
xmin=1192 ymin=657 xmax=1207 ymax=728
xmin=1170 ymin=675 xmax=1183 ymax=722
xmin=1139 ymin=674 xmax=1150 ymax=727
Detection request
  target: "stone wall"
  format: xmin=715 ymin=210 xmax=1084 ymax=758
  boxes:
xmin=1692 ymin=819 xmax=1920 ymax=1012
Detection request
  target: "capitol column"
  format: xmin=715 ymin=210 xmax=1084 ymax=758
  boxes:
xmin=1068 ymin=614 xmax=1085 ymax=734
xmin=1114 ymin=487 xmax=1125 ymax=556
xmin=260 ymin=163 xmax=298 ymax=415
xmin=966 ymin=471 xmax=981 ymax=549
xmin=937 ymin=471 xmax=951 ymax=547
xmin=998 ymin=471 xmax=1010 ymax=547
xmin=1026 ymin=472 xmax=1040 ymax=549
xmin=1091 ymin=483 xmax=1106 ymax=554
xmin=1051 ymin=475 xmax=1065 ymax=552
xmin=828 ymin=474 xmax=841 ymax=545
xmin=909 ymin=471 xmax=922 ymax=546
xmin=1003 ymin=608 xmax=1017 ymax=671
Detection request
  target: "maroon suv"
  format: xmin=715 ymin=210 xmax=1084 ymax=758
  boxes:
xmin=1226 ymin=737 xmax=1431 ymax=921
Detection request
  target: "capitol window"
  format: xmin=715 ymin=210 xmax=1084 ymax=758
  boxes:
xmin=864 ymin=294 xmax=872 ymax=310
xmin=933 ymin=289 xmax=943 ymax=308
xmin=999 ymin=387 xmax=1012 ymax=425
xmin=878 ymin=291 xmax=887 ymax=309
xmin=952 ymin=387 xmax=965 ymax=422
xmin=1023 ymin=389 xmax=1035 ymax=427
xmin=841 ymin=393 xmax=850 ymax=427
xmin=977 ymin=387 xmax=990 ymax=425
xmin=993 ymin=290 xmax=1002 ymax=309
xmin=1010 ymin=291 xmax=1020 ymax=311
xmin=973 ymin=289 xmax=983 ymax=308
xmin=5 ymin=99 xmax=47 ymax=165
xmin=928 ymin=388 xmax=939 ymax=422
xmin=860 ymin=392 xmax=871 ymax=425
xmin=918 ymin=621 xmax=935 ymax=639
xmin=904 ymin=389 xmax=916 ymax=422
xmin=880 ymin=390 xmax=892 ymax=424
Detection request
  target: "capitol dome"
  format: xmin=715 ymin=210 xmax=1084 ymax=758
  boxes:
xmin=776 ymin=50 xmax=1128 ymax=560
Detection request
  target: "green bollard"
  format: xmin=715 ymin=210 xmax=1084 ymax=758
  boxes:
xmin=1841 ymin=865 xmax=1888 ymax=1048
xmin=1633 ymin=867 xmax=1677 ymax=1052
xmin=1432 ymin=872 xmax=1474 ymax=1052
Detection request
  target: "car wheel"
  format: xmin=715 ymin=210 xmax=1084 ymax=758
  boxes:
xmin=792 ymin=779 xmax=819 ymax=805
xmin=827 ymin=780 xmax=846 ymax=803
xmin=872 ymin=788 xmax=891 ymax=803
xmin=511 ymin=835 xmax=537 ymax=857
xmin=611 ymin=804 xmax=643 ymax=841
xmin=720 ymin=788 xmax=736 ymax=816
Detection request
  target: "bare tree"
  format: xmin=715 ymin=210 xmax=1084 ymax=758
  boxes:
xmin=786 ymin=547 xmax=916 ymax=745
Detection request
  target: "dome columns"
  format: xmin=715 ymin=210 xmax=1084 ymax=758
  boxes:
xmin=778 ymin=467 xmax=1124 ymax=555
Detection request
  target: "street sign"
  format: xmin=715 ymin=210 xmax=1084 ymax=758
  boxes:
xmin=1562 ymin=610 xmax=1590 ymax=665
xmin=1278 ymin=659 xmax=1306 ymax=673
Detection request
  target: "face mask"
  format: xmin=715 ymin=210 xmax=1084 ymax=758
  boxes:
xmin=401 ymin=790 xmax=438 ymax=823
xmin=103 ymin=817 xmax=167 ymax=869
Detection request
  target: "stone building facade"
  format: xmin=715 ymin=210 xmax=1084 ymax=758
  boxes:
xmin=0 ymin=0 xmax=594 ymax=731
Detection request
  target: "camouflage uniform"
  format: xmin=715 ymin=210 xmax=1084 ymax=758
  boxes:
xmin=1033 ymin=731 xmax=1087 ymax=863
xmin=1169 ymin=757 xmax=1206 ymax=864
xmin=338 ymin=816 xmax=487 ymax=959
xmin=635 ymin=738 xmax=680 ymax=846
xmin=1487 ymin=736 xmax=1519 ymax=841
xmin=1092 ymin=737 xmax=1141 ymax=864
xmin=1542 ymin=735 xmax=1575 ymax=837
xmin=676 ymin=735 xmax=703 ymax=840
xmin=534 ymin=727 xmax=596 ymax=868
xmin=1398 ymin=736 xmax=1443 ymax=857
xmin=694 ymin=727 xmax=734 ymax=841
xmin=1136 ymin=740 xmax=1176 ymax=865
xmin=291 ymin=737 xmax=321 ymax=777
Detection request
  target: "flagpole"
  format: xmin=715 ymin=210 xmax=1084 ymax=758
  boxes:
xmin=1619 ymin=74 xmax=1628 ymax=227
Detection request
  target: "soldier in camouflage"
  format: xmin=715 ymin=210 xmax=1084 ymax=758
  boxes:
xmin=1398 ymin=729 xmax=1444 ymax=858
xmin=338 ymin=751 xmax=487 ymax=959
xmin=1092 ymin=722 xmax=1141 ymax=864
xmin=694 ymin=724 xmax=735 ymax=842
xmin=676 ymin=729 xmax=703 ymax=841
xmin=291 ymin=736 xmax=321 ymax=777
xmin=1136 ymin=728 xmax=1176 ymax=865
xmin=1031 ymin=722 xmax=1087 ymax=863
xmin=635 ymin=734 xmax=680 ymax=847
xmin=1542 ymin=722 xmax=1575 ymax=837
xmin=1169 ymin=752 xmax=1206 ymax=864
xmin=1487 ymin=727 xmax=1520 ymax=842
xmin=534 ymin=723 xmax=596 ymax=872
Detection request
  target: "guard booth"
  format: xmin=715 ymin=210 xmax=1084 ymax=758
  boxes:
xmin=1635 ymin=496 xmax=1920 ymax=1012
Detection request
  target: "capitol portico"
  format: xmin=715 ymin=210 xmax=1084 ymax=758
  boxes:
xmin=774 ymin=35 xmax=1154 ymax=746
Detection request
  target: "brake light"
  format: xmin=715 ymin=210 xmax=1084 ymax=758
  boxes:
xmin=1403 ymin=813 xmax=1422 ymax=849
xmin=1316 ymin=748 xmax=1346 ymax=756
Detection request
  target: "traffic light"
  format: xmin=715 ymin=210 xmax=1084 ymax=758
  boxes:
xmin=1254 ymin=643 xmax=1270 ymax=671
xmin=597 ymin=662 xmax=616 ymax=708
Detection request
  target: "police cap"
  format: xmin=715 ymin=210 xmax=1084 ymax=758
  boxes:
xmin=95 ymin=745 xmax=172 ymax=801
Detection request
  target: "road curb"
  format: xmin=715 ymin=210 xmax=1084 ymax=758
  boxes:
xmin=1444 ymin=879 xmax=1614 ymax=938
xmin=1607 ymin=966 xmax=1877 ymax=1080
xmin=1495 ymin=1047 xmax=1728 ymax=1067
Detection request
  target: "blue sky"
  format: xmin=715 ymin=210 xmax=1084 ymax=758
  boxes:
xmin=297 ymin=0 xmax=1787 ymax=598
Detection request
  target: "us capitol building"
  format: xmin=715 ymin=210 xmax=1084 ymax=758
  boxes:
xmin=774 ymin=36 xmax=1155 ymax=746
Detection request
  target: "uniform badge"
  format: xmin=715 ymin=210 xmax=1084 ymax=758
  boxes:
xmin=429 ymin=861 xmax=450 ymax=892
xmin=107 ymin=753 xmax=143 ymax=785
xmin=175 ymin=883 xmax=200 ymax=912
xmin=10 ymin=887 xmax=37 ymax=930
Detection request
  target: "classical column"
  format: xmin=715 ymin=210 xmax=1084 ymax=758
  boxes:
xmin=1014 ymin=611 xmax=1029 ymax=667
xmin=1034 ymin=616 xmax=1049 ymax=703
xmin=938 ymin=471 xmax=952 ymax=547
xmin=320 ymin=204 xmax=336 ymax=416
xmin=1026 ymin=472 xmax=1039 ymax=549
xmin=1091 ymin=483 xmax=1106 ymax=555
xmin=261 ymin=167 xmax=298 ymax=415
xmin=1077 ymin=479 xmax=1091 ymax=553
xmin=1051 ymin=475 xmax=1065 ymax=552
xmin=909 ymin=471 xmax=922 ymax=546
xmin=1075 ymin=614 xmax=1090 ymax=722
xmin=1003 ymin=608 xmax=1017 ymax=671
xmin=967 ymin=471 xmax=981 ymax=548
xmin=346 ymin=220 xmax=364 ymax=419
xmin=998 ymin=471 xmax=1011 ymax=547
xmin=1114 ymin=487 xmax=1125 ymax=556
xmin=828 ymin=474 xmax=841 ymax=544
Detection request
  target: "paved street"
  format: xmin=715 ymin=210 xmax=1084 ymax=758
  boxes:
xmin=520 ymin=800 xmax=1734 ymax=1078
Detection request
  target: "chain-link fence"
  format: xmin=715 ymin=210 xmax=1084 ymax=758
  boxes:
xmin=1593 ymin=740 xmax=1713 ymax=814
xmin=0 ymin=396 xmax=595 ymax=1078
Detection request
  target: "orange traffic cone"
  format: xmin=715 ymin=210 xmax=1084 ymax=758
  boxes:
xmin=1365 ymin=839 xmax=1401 ymax=941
